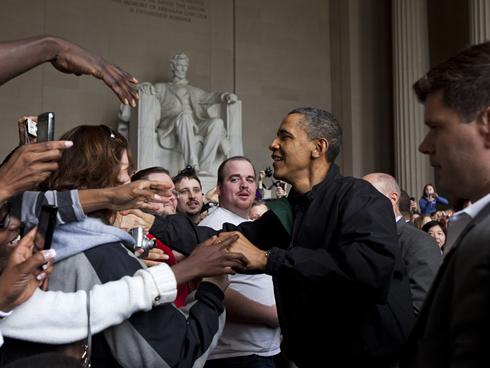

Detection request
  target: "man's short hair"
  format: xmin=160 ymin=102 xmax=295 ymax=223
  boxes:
xmin=399 ymin=190 xmax=411 ymax=213
xmin=131 ymin=166 xmax=170 ymax=182
xmin=413 ymin=41 xmax=490 ymax=121
xmin=288 ymin=107 xmax=342 ymax=163
xmin=217 ymin=156 xmax=256 ymax=185
xmin=173 ymin=165 xmax=202 ymax=188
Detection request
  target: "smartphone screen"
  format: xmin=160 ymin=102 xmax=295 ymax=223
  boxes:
xmin=36 ymin=112 xmax=55 ymax=142
xmin=36 ymin=205 xmax=58 ymax=250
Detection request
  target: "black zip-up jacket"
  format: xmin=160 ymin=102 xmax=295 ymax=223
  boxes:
xmin=151 ymin=164 xmax=415 ymax=367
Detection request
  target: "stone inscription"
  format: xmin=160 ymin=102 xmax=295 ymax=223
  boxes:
xmin=112 ymin=0 xmax=208 ymax=23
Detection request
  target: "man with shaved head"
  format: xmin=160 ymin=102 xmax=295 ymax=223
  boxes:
xmin=363 ymin=173 xmax=442 ymax=315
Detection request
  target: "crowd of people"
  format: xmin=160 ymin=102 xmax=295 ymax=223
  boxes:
xmin=0 ymin=34 xmax=489 ymax=368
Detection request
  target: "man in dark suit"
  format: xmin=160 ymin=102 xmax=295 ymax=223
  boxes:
xmin=363 ymin=173 xmax=442 ymax=316
xmin=401 ymin=42 xmax=490 ymax=367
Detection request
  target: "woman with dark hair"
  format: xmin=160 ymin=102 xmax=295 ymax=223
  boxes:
xmin=49 ymin=125 xmax=132 ymax=188
xmin=6 ymin=124 xmax=246 ymax=368
xmin=419 ymin=184 xmax=449 ymax=215
xmin=45 ymin=125 xmax=133 ymax=226
xmin=422 ymin=220 xmax=447 ymax=253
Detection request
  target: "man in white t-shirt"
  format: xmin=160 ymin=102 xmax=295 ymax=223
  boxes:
xmin=201 ymin=156 xmax=280 ymax=368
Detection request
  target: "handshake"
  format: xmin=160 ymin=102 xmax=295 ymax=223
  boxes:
xmin=174 ymin=231 xmax=268 ymax=280
xmin=213 ymin=231 xmax=268 ymax=272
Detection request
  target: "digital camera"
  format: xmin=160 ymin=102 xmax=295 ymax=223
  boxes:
xmin=264 ymin=167 xmax=273 ymax=178
xmin=129 ymin=227 xmax=155 ymax=257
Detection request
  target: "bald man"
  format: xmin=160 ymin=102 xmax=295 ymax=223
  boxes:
xmin=363 ymin=173 xmax=442 ymax=315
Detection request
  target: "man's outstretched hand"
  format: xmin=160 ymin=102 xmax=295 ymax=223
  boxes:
xmin=171 ymin=235 xmax=249 ymax=289
xmin=108 ymin=180 xmax=173 ymax=212
xmin=79 ymin=180 xmax=173 ymax=216
xmin=218 ymin=231 xmax=268 ymax=271
xmin=52 ymin=37 xmax=139 ymax=107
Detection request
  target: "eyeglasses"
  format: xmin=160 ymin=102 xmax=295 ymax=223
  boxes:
xmin=0 ymin=202 xmax=11 ymax=230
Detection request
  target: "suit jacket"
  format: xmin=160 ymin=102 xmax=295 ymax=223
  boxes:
xmin=401 ymin=202 xmax=490 ymax=368
xmin=397 ymin=220 xmax=442 ymax=315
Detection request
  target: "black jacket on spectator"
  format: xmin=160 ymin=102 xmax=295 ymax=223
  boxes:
xmin=151 ymin=164 xmax=415 ymax=367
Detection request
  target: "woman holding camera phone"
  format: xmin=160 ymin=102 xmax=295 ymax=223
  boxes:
xmin=419 ymin=183 xmax=449 ymax=215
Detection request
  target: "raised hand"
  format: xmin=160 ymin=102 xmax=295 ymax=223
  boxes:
xmin=0 ymin=36 xmax=139 ymax=106
xmin=52 ymin=37 xmax=139 ymax=106
xmin=0 ymin=141 xmax=73 ymax=202
xmin=0 ymin=227 xmax=56 ymax=312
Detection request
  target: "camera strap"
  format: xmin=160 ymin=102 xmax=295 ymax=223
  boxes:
xmin=81 ymin=292 xmax=92 ymax=368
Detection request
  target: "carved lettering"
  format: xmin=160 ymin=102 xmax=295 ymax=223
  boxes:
xmin=112 ymin=0 xmax=207 ymax=22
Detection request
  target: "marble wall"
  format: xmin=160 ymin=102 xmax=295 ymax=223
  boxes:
xmin=0 ymin=0 xmax=393 ymax=178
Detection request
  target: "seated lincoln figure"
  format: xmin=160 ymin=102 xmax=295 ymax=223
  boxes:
xmin=119 ymin=53 xmax=240 ymax=176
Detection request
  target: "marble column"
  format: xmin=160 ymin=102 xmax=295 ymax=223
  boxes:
xmin=392 ymin=0 xmax=432 ymax=198
xmin=469 ymin=0 xmax=490 ymax=44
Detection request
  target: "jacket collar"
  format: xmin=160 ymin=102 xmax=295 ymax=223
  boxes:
xmin=444 ymin=200 xmax=490 ymax=258
xmin=288 ymin=163 xmax=341 ymax=206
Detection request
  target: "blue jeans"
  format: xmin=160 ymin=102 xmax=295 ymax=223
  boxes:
xmin=204 ymin=354 xmax=276 ymax=368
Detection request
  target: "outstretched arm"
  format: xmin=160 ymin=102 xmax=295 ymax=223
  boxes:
xmin=78 ymin=180 xmax=172 ymax=213
xmin=0 ymin=263 xmax=177 ymax=345
xmin=0 ymin=35 xmax=138 ymax=106
xmin=11 ymin=181 xmax=172 ymax=230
